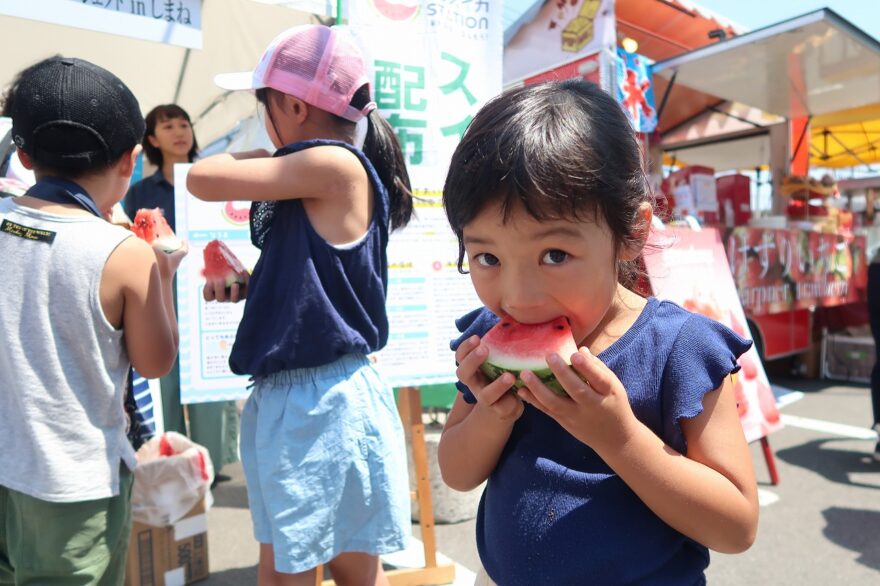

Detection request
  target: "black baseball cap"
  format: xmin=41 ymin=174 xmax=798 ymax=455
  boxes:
xmin=10 ymin=57 xmax=145 ymax=171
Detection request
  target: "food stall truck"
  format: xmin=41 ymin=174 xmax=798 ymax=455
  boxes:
xmin=649 ymin=8 xmax=880 ymax=379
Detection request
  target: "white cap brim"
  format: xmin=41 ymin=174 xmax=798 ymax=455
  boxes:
xmin=214 ymin=71 xmax=263 ymax=91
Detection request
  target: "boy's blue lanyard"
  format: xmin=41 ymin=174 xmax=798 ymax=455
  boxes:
xmin=25 ymin=177 xmax=103 ymax=219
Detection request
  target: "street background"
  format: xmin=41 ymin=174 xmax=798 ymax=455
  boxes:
xmin=200 ymin=374 xmax=880 ymax=585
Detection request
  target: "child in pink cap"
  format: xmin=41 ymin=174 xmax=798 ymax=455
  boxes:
xmin=187 ymin=24 xmax=413 ymax=585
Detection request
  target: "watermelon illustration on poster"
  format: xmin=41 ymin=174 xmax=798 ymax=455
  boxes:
xmin=644 ymin=225 xmax=783 ymax=443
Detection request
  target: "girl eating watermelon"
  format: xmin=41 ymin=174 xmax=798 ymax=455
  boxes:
xmin=186 ymin=24 xmax=414 ymax=584
xmin=438 ymin=79 xmax=759 ymax=585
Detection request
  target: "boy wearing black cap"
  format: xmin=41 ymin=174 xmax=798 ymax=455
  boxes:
xmin=0 ymin=57 xmax=186 ymax=584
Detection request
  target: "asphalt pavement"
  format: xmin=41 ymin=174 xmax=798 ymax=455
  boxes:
xmin=201 ymin=374 xmax=880 ymax=585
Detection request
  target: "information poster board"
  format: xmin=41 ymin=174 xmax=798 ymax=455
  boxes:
xmin=374 ymin=193 xmax=481 ymax=388
xmin=174 ymin=165 xmax=257 ymax=404
xmin=645 ymin=226 xmax=783 ymax=443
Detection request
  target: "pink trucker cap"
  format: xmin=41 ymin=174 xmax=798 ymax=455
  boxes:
xmin=215 ymin=25 xmax=376 ymax=123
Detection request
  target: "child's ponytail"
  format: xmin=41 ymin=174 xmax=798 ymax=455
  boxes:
xmin=349 ymin=85 xmax=413 ymax=231
xmin=363 ymin=109 xmax=414 ymax=231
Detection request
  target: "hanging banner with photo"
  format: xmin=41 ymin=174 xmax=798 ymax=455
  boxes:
xmin=349 ymin=0 xmax=503 ymax=388
xmin=503 ymin=0 xmax=616 ymax=85
xmin=645 ymin=226 xmax=782 ymax=443
xmin=614 ymin=48 xmax=657 ymax=133
xmin=0 ymin=0 xmax=202 ymax=48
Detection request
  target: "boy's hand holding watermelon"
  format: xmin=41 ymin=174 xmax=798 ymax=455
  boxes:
xmin=132 ymin=208 xmax=184 ymax=253
xmin=130 ymin=208 xmax=188 ymax=278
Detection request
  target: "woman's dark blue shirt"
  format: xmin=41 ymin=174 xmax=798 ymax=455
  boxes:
xmin=124 ymin=170 xmax=176 ymax=230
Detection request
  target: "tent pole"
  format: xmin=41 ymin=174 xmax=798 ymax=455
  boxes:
xmin=172 ymin=48 xmax=192 ymax=105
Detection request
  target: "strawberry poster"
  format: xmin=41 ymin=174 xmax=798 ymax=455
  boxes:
xmin=173 ymin=164 xmax=257 ymax=404
xmin=645 ymin=226 xmax=782 ymax=443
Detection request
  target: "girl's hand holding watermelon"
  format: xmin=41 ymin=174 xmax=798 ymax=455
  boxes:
xmin=202 ymin=239 xmax=249 ymax=303
xmin=517 ymin=347 xmax=640 ymax=455
xmin=454 ymin=335 xmax=525 ymax=425
xmin=203 ymin=273 xmax=248 ymax=303
xmin=438 ymin=334 xmax=526 ymax=492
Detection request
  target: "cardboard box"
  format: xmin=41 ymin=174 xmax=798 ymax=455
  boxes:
xmin=821 ymin=333 xmax=875 ymax=384
xmin=125 ymin=499 xmax=209 ymax=586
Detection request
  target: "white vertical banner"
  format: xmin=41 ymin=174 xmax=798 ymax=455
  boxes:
xmin=349 ymin=0 xmax=503 ymax=388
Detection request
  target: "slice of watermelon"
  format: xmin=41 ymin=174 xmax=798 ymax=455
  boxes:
xmin=131 ymin=208 xmax=183 ymax=252
xmin=479 ymin=316 xmax=579 ymax=397
xmin=202 ymin=239 xmax=247 ymax=289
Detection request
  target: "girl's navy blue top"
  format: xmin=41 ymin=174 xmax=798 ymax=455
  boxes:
xmin=229 ymin=139 xmax=390 ymax=376
xmin=451 ymin=297 xmax=752 ymax=585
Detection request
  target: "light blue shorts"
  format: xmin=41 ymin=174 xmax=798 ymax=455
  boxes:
xmin=239 ymin=354 xmax=410 ymax=574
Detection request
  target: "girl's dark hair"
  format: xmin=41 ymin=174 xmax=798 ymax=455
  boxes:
xmin=443 ymin=79 xmax=652 ymax=287
xmin=257 ymin=86 xmax=414 ymax=231
xmin=142 ymin=104 xmax=199 ymax=167
xmin=352 ymin=86 xmax=414 ymax=231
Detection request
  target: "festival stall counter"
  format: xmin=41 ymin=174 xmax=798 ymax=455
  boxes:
xmin=660 ymin=166 xmax=872 ymax=367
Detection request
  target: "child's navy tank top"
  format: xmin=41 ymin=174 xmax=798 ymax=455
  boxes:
xmin=229 ymin=139 xmax=390 ymax=377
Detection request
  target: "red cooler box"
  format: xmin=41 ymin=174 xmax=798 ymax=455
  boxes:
xmin=716 ymin=174 xmax=752 ymax=227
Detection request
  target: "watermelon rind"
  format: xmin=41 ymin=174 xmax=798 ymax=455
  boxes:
xmin=154 ymin=236 xmax=183 ymax=253
xmin=480 ymin=362 xmax=571 ymax=397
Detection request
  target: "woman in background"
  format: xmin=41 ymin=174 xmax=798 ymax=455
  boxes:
xmin=125 ymin=104 xmax=238 ymax=479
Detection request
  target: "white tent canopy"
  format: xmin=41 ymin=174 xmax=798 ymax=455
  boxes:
xmin=0 ymin=0 xmax=322 ymax=147
xmin=653 ymin=8 xmax=880 ymax=120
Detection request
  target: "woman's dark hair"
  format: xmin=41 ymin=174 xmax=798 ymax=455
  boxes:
xmin=256 ymin=86 xmax=414 ymax=231
xmin=443 ymin=79 xmax=652 ymax=287
xmin=142 ymin=104 xmax=199 ymax=167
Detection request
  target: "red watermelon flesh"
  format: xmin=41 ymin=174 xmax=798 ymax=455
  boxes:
xmin=202 ymin=239 xmax=247 ymax=288
xmin=132 ymin=208 xmax=182 ymax=252
xmin=479 ymin=316 xmax=579 ymax=396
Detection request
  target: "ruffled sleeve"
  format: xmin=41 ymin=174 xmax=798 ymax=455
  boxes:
xmin=661 ymin=313 xmax=752 ymax=454
xmin=449 ymin=307 xmax=500 ymax=404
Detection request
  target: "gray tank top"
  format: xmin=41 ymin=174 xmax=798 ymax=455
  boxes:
xmin=0 ymin=198 xmax=136 ymax=502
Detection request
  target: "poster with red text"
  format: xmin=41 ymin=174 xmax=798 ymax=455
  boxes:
xmin=645 ymin=226 xmax=782 ymax=443
xmin=726 ymin=227 xmax=868 ymax=316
